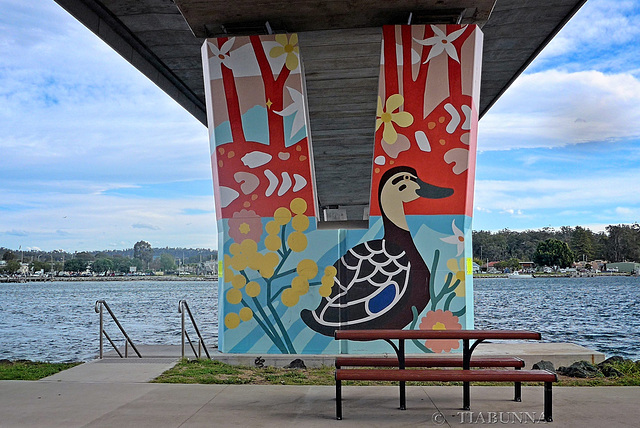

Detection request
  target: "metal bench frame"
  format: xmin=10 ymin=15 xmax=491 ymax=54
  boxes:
xmin=335 ymin=368 xmax=556 ymax=422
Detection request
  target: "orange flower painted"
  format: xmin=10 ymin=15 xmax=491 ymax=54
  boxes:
xmin=419 ymin=309 xmax=462 ymax=353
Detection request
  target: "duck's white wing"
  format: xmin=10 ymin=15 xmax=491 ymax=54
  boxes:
xmin=301 ymin=239 xmax=410 ymax=335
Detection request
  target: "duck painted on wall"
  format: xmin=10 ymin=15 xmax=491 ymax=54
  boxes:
xmin=203 ymin=24 xmax=482 ymax=353
xmin=301 ymin=166 xmax=453 ymax=336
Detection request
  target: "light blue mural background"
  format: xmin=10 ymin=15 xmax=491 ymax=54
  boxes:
xmin=218 ymin=214 xmax=473 ymax=354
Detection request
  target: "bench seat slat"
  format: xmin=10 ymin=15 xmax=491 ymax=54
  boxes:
xmin=336 ymin=368 xmax=557 ymax=383
xmin=335 ymin=356 xmax=524 ymax=368
xmin=335 ymin=329 xmax=541 ymax=341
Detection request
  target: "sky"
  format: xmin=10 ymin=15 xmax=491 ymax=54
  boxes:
xmin=1 ymin=0 xmax=639 ymax=252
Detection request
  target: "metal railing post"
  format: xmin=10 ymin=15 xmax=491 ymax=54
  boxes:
xmin=99 ymin=304 xmax=104 ymax=359
xmin=94 ymin=300 xmax=142 ymax=358
xmin=178 ymin=300 xmax=211 ymax=359
xmin=181 ymin=302 xmax=186 ymax=358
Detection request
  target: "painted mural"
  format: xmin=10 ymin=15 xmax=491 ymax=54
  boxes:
xmin=201 ymin=25 xmax=483 ymax=354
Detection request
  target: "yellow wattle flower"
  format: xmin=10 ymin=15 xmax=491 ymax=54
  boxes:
xmin=375 ymin=94 xmax=414 ymax=144
xmin=269 ymin=34 xmax=300 ymax=71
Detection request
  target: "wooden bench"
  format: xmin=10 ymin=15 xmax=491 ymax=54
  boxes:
xmin=335 ymin=356 xmax=525 ymax=369
xmin=336 ymin=356 xmax=526 ymax=401
xmin=335 ymin=368 xmax=557 ymax=421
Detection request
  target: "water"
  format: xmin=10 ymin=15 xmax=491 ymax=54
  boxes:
xmin=0 ymin=280 xmax=218 ymax=362
xmin=474 ymin=276 xmax=640 ymax=361
xmin=0 ymin=277 xmax=638 ymax=362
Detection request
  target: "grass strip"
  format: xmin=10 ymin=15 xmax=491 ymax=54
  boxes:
xmin=153 ymin=359 xmax=640 ymax=387
xmin=0 ymin=360 xmax=81 ymax=380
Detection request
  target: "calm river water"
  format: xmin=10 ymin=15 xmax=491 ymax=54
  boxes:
xmin=0 ymin=276 xmax=638 ymax=362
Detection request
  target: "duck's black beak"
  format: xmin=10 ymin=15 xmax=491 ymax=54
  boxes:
xmin=416 ymin=178 xmax=454 ymax=199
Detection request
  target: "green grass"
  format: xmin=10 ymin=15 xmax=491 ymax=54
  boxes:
xmin=153 ymin=359 xmax=640 ymax=387
xmin=0 ymin=360 xmax=81 ymax=380
xmin=153 ymin=359 xmax=336 ymax=385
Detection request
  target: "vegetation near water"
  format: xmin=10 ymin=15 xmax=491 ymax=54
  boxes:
xmin=0 ymin=360 xmax=81 ymax=380
xmin=3 ymin=223 xmax=640 ymax=275
xmin=2 ymin=358 xmax=638 ymax=386
xmin=151 ymin=359 xmax=640 ymax=387
xmin=473 ymin=224 xmax=640 ymax=267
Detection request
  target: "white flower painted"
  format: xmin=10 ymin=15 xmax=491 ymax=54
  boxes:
xmin=440 ymin=219 xmax=465 ymax=256
xmin=208 ymin=38 xmax=235 ymax=68
xmin=275 ymin=87 xmax=306 ymax=139
xmin=414 ymin=26 xmax=466 ymax=64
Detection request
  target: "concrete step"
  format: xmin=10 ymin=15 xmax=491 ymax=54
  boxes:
xmin=41 ymin=342 xmax=604 ymax=384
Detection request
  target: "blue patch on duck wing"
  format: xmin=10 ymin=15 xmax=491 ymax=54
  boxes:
xmin=367 ymin=284 xmax=397 ymax=314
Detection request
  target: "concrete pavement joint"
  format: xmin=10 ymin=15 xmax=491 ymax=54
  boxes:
xmin=177 ymin=384 xmax=229 ymax=428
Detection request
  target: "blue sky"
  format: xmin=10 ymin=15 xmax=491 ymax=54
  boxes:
xmin=1 ymin=0 xmax=639 ymax=252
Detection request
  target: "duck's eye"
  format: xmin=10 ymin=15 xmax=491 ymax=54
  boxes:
xmin=398 ymin=184 xmax=407 ymax=191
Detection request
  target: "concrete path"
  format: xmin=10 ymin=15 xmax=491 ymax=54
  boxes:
xmin=2 ymin=381 xmax=639 ymax=427
xmin=1 ymin=343 xmax=636 ymax=427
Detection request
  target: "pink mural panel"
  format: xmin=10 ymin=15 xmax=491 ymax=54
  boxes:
xmin=202 ymin=35 xmax=317 ymax=221
xmin=370 ymin=25 xmax=483 ymax=218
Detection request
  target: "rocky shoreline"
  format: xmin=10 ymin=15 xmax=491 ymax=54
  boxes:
xmin=534 ymin=356 xmax=639 ymax=378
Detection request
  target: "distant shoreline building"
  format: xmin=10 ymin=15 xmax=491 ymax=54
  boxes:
xmin=605 ymin=262 xmax=640 ymax=274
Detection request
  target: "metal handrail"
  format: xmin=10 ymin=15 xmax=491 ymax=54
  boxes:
xmin=179 ymin=300 xmax=211 ymax=359
xmin=95 ymin=300 xmax=142 ymax=359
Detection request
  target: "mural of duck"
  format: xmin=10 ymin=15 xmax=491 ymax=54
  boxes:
xmin=301 ymin=166 xmax=454 ymax=336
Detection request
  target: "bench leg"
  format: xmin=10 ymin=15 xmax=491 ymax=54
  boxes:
xmin=544 ymin=382 xmax=553 ymax=422
xmin=336 ymin=379 xmax=342 ymax=420
xmin=514 ymin=381 xmax=522 ymax=402
xmin=463 ymin=381 xmax=470 ymax=410
xmin=400 ymin=381 xmax=406 ymax=410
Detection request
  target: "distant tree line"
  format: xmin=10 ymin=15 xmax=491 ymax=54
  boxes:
xmin=473 ymin=224 xmax=640 ymax=264
xmin=2 ymin=224 xmax=639 ymax=273
xmin=0 ymin=242 xmax=218 ymax=274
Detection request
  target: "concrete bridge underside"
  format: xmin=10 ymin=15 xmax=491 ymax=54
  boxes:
xmin=53 ymin=0 xmax=586 ymax=222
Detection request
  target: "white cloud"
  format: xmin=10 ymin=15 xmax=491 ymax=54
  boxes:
xmin=614 ymin=206 xmax=640 ymax=220
xmin=475 ymin=167 xmax=640 ymax=215
xmin=2 ymin=229 xmax=28 ymax=237
xmin=475 ymin=206 xmax=492 ymax=213
xmin=537 ymin=0 xmax=640 ymax=62
xmin=0 ymin=187 xmax=217 ymax=251
xmin=132 ymin=223 xmax=162 ymax=231
xmin=500 ymin=209 xmax=523 ymax=216
xmin=0 ymin=1 xmax=211 ymax=186
xmin=479 ymin=70 xmax=640 ymax=151
xmin=0 ymin=1 xmax=217 ymax=251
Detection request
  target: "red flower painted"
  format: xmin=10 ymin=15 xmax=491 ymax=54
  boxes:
xmin=228 ymin=209 xmax=263 ymax=244
xmin=419 ymin=309 xmax=461 ymax=353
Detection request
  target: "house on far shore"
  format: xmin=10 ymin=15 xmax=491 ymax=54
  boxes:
xmin=485 ymin=261 xmax=500 ymax=274
xmin=605 ymin=262 xmax=640 ymax=274
xmin=519 ymin=261 xmax=535 ymax=272
xmin=472 ymin=262 xmax=480 ymax=274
